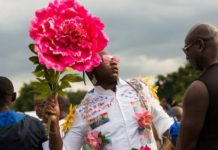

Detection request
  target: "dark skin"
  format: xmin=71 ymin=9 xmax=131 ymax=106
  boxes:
xmin=88 ymin=51 xmax=119 ymax=91
xmin=34 ymin=99 xmax=45 ymax=119
xmin=0 ymin=93 xmax=16 ymax=113
xmin=176 ymin=23 xmax=218 ymax=150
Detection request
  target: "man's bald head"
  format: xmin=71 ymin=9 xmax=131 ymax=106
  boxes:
xmin=184 ymin=23 xmax=218 ymax=70
xmin=185 ymin=23 xmax=218 ymax=44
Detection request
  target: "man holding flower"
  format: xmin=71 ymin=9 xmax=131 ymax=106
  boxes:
xmin=44 ymin=51 xmax=174 ymax=150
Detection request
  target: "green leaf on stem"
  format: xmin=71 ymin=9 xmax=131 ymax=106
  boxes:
xmin=59 ymin=81 xmax=71 ymax=89
xmin=54 ymin=71 xmax=60 ymax=84
xmin=36 ymin=90 xmax=52 ymax=100
xmin=32 ymin=81 xmax=52 ymax=100
xmin=44 ymin=67 xmax=51 ymax=83
xmin=60 ymin=74 xmax=83 ymax=83
xmin=31 ymin=81 xmax=52 ymax=93
xmin=57 ymin=89 xmax=67 ymax=96
xmin=48 ymin=69 xmax=56 ymax=84
xmin=29 ymin=56 xmax=39 ymax=64
xmin=34 ymin=64 xmax=44 ymax=72
xmin=32 ymin=70 xmax=44 ymax=77
xmin=28 ymin=43 xmax=37 ymax=54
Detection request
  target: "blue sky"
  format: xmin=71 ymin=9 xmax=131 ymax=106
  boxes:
xmin=1 ymin=0 xmax=218 ymax=93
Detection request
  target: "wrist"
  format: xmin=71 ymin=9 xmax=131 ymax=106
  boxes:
xmin=50 ymin=120 xmax=59 ymax=132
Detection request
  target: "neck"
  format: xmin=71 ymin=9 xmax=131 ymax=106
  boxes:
xmin=97 ymin=81 xmax=117 ymax=92
xmin=0 ymin=106 xmax=11 ymax=113
xmin=205 ymin=59 xmax=218 ymax=70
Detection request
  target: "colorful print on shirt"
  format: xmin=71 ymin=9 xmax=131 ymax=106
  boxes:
xmin=89 ymin=112 xmax=110 ymax=129
xmin=78 ymin=97 xmax=115 ymax=120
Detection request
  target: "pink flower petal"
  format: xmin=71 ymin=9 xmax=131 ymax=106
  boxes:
xmin=29 ymin=0 xmax=108 ymax=72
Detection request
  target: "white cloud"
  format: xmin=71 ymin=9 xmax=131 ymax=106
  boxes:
xmin=119 ymin=54 xmax=186 ymax=79
xmin=9 ymin=73 xmax=34 ymax=93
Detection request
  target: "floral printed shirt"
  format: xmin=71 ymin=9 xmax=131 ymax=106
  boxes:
xmin=63 ymin=78 xmax=173 ymax=150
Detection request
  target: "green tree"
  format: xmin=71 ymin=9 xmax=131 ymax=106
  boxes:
xmin=14 ymin=82 xmax=87 ymax=112
xmin=155 ymin=64 xmax=202 ymax=101
xmin=14 ymin=82 xmax=35 ymax=112
xmin=67 ymin=90 xmax=87 ymax=105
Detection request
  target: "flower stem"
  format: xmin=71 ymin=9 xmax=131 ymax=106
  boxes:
xmin=46 ymin=115 xmax=52 ymax=136
xmin=47 ymin=77 xmax=57 ymax=136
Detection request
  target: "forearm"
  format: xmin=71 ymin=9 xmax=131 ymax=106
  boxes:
xmin=49 ymin=121 xmax=63 ymax=150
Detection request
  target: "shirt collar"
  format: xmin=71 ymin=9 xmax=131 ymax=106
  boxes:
xmin=93 ymin=78 xmax=127 ymax=94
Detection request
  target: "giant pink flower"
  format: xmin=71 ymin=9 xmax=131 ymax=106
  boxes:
xmin=85 ymin=131 xmax=102 ymax=150
xmin=135 ymin=108 xmax=152 ymax=129
xmin=29 ymin=0 xmax=109 ymax=72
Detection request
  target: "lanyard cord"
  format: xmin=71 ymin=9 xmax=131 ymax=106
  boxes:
xmin=126 ymin=81 xmax=147 ymax=109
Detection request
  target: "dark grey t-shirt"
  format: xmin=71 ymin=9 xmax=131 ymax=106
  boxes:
xmin=0 ymin=115 xmax=47 ymax=150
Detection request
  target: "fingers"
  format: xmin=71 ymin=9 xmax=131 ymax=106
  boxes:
xmin=43 ymin=96 xmax=56 ymax=116
xmin=44 ymin=105 xmax=56 ymax=114
xmin=54 ymin=92 xmax=59 ymax=105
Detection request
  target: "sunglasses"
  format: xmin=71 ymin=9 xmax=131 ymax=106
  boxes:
xmin=101 ymin=55 xmax=120 ymax=64
xmin=182 ymin=37 xmax=213 ymax=55
xmin=182 ymin=42 xmax=194 ymax=55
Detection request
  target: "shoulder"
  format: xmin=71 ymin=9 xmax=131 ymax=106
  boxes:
xmin=25 ymin=115 xmax=41 ymax=123
xmin=183 ymin=80 xmax=209 ymax=111
xmin=184 ymin=80 xmax=209 ymax=103
xmin=127 ymin=78 xmax=147 ymax=90
xmin=24 ymin=115 xmax=44 ymax=129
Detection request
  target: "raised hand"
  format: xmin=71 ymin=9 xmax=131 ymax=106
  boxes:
xmin=43 ymin=93 xmax=60 ymax=132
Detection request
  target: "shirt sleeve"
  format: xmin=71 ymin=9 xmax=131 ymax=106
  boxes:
xmin=63 ymin=109 xmax=86 ymax=150
xmin=149 ymin=95 xmax=174 ymax=137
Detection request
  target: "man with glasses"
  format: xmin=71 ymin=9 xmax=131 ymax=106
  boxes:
xmin=176 ymin=23 xmax=218 ymax=150
xmin=44 ymin=50 xmax=173 ymax=150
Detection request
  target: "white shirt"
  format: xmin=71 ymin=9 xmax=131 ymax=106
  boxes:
xmin=63 ymin=78 xmax=173 ymax=150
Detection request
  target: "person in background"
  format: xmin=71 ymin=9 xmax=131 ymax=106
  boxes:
xmin=177 ymin=23 xmax=218 ymax=150
xmin=171 ymin=106 xmax=183 ymax=122
xmin=0 ymin=76 xmax=47 ymax=150
xmin=161 ymin=97 xmax=178 ymax=111
xmin=34 ymin=95 xmax=46 ymax=120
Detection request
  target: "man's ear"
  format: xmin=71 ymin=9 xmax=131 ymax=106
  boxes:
xmin=199 ymin=39 xmax=206 ymax=52
xmin=12 ymin=92 xmax=16 ymax=102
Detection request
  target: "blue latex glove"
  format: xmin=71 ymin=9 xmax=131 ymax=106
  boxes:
xmin=169 ymin=121 xmax=180 ymax=143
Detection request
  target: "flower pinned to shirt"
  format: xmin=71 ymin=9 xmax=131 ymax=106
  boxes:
xmin=134 ymin=108 xmax=152 ymax=129
xmin=61 ymin=104 xmax=77 ymax=134
xmin=29 ymin=0 xmax=109 ymax=72
xmin=140 ymin=145 xmax=151 ymax=150
xmin=131 ymin=145 xmax=151 ymax=150
xmin=84 ymin=131 xmax=110 ymax=150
